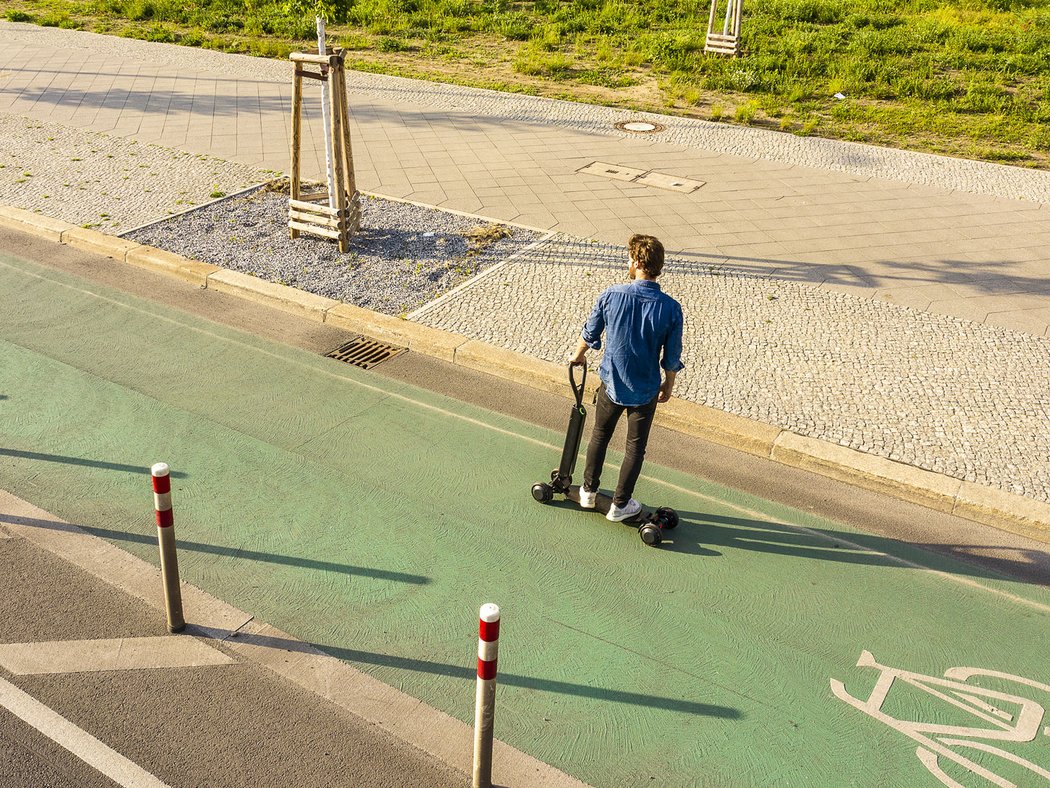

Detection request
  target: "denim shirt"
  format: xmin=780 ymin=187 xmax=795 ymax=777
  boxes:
xmin=582 ymin=280 xmax=685 ymax=406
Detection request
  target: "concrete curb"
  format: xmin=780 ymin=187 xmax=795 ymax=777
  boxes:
xmin=4 ymin=203 xmax=1048 ymax=543
xmin=207 ymin=268 xmax=339 ymax=319
xmin=0 ymin=204 xmax=73 ymax=242
xmin=0 ymin=490 xmax=586 ymax=787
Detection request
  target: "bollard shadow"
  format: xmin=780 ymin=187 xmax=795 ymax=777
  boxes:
xmin=223 ymin=630 xmax=741 ymax=719
xmin=0 ymin=448 xmax=189 ymax=478
xmin=0 ymin=513 xmax=428 ymax=585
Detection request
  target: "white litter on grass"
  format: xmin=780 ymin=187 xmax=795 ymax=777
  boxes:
xmin=833 ymin=92 xmax=846 ymax=100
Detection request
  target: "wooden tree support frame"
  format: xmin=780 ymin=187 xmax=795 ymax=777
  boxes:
xmin=289 ymin=49 xmax=361 ymax=252
xmin=705 ymin=0 xmax=743 ymax=56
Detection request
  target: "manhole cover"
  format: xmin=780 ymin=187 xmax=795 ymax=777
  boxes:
xmin=615 ymin=120 xmax=665 ymax=134
xmin=325 ymin=337 xmax=406 ymax=369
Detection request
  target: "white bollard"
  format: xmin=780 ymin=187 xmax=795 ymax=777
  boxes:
xmin=473 ymin=603 xmax=500 ymax=788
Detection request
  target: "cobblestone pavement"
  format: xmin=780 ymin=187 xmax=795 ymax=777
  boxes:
xmin=0 ymin=114 xmax=270 ymax=232
xmin=414 ymin=238 xmax=1050 ymax=504
xmin=2 ymin=23 xmax=1049 ymax=337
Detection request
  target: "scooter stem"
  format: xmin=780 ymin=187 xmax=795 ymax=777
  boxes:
xmin=568 ymin=363 xmax=587 ymax=409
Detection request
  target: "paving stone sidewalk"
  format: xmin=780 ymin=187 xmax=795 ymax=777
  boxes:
xmin=0 ymin=114 xmax=271 ymax=232
xmin=1 ymin=22 xmax=1049 ymax=336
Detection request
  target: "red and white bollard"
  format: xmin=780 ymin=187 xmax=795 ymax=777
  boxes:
xmin=151 ymin=463 xmax=185 ymax=633
xmin=473 ymin=603 xmax=500 ymax=788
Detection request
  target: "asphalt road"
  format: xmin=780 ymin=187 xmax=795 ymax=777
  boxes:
xmin=0 ymin=531 xmax=465 ymax=787
xmin=1 ymin=228 xmax=1048 ymax=786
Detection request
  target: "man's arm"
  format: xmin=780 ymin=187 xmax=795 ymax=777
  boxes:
xmin=658 ymin=369 xmax=677 ymax=403
xmin=570 ymin=337 xmax=590 ymax=365
xmin=570 ymin=293 xmax=606 ymax=364
xmin=658 ymin=306 xmax=685 ymax=403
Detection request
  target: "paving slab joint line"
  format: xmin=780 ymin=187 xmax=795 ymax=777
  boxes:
xmin=0 ymin=490 xmax=586 ymax=788
xmin=6 ymin=203 xmax=1048 ymax=544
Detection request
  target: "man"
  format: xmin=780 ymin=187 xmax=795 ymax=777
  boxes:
xmin=569 ymin=234 xmax=685 ymax=522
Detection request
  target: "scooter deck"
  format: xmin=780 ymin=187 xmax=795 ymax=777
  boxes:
xmin=565 ymin=485 xmax=650 ymax=524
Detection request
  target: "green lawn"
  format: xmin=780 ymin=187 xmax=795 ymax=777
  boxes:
xmin=5 ymin=0 xmax=1050 ymax=167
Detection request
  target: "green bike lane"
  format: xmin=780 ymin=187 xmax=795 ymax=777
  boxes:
xmin=1 ymin=252 xmax=1048 ymax=787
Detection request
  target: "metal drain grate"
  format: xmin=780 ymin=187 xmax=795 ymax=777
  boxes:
xmin=325 ymin=337 xmax=406 ymax=369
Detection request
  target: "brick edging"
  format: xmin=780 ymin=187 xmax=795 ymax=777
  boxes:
xmin=3 ymin=203 xmax=1047 ymax=542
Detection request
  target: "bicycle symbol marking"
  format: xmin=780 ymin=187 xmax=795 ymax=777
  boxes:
xmin=831 ymin=650 xmax=1050 ymax=787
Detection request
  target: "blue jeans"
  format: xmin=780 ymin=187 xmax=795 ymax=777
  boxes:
xmin=583 ymin=385 xmax=658 ymax=506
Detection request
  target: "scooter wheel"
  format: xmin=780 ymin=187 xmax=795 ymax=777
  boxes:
xmin=639 ymin=523 xmax=662 ymax=546
xmin=655 ymin=507 xmax=679 ymax=530
xmin=531 ymin=483 xmax=554 ymax=503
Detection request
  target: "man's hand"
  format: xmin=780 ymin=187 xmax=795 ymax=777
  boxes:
xmin=657 ymin=371 xmax=677 ymax=403
xmin=568 ymin=338 xmax=589 ymax=366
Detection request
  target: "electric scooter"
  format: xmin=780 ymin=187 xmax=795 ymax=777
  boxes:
xmin=530 ymin=363 xmax=679 ymax=546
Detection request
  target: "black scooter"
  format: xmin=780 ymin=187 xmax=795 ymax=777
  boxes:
xmin=530 ymin=363 xmax=679 ymax=546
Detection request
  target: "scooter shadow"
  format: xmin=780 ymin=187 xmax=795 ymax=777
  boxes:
xmin=543 ymin=498 xmax=723 ymax=555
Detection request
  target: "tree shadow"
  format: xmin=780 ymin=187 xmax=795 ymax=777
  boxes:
xmin=0 ymin=513 xmax=428 ymax=585
xmin=0 ymin=448 xmax=188 ymax=478
xmin=218 ymin=629 xmax=741 ymax=719
xmin=2 ymin=85 xmax=295 ymax=119
xmin=504 ymin=238 xmax=1050 ymax=301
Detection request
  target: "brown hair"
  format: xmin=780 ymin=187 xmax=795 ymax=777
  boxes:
xmin=628 ymin=234 xmax=665 ymax=277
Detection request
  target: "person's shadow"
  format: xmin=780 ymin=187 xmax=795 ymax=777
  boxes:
xmin=654 ymin=509 xmax=1048 ymax=585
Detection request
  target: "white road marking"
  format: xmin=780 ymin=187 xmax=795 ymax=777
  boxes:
xmin=0 ymin=637 xmax=235 ymax=675
xmin=3 ymin=258 xmax=1049 ymax=616
xmin=0 ymin=676 xmax=168 ymax=787
xmin=833 ymin=651 xmax=1049 ymax=788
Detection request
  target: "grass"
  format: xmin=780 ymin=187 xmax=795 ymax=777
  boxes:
xmin=2 ymin=0 xmax=1049 ymax=166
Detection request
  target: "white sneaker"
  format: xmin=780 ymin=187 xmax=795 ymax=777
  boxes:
xmin=606 ymin=498 xmax=642 ymax=522
xmin=579 ymin=488 xmax=597 ymax=509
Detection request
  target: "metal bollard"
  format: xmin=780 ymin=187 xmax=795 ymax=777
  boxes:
xmin=151 ymin=463 xmax=185 ymax=633
xmin=473 ymin=603 xmax=500 ymax=788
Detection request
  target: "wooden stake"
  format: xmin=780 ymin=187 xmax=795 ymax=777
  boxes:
xmin=334 ymin=62 xmax=360 ymax=234
xmin=289 ymin=66 xmax=303 ymax=239
xmin=327 ymin=54 xmax=350 ymax=253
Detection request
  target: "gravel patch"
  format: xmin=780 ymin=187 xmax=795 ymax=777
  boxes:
xmin=5 ymin=22 xmax=1050 ymax=203
xmin=0 ymin=114 xmax=271 ymax=232
xmin=416 ymin=236 xmax=1050 ymax=505
xmin=124 ymin=185 xmax=541 ymax=315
